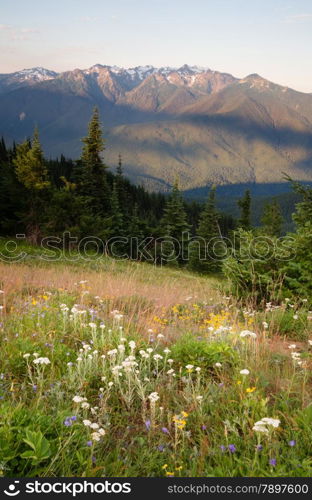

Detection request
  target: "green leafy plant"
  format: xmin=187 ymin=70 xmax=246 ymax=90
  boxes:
xmin=21 ymin=429 xmax=51 ymax=465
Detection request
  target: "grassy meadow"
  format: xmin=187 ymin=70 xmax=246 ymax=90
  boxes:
xmin=0 ymin=240 xmax=312 ymax=478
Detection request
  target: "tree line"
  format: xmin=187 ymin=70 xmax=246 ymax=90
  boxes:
xmin=0 ymin=108 xmax=288 ymax=272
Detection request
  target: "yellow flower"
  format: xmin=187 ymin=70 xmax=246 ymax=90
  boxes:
xmin=181 ymin=411 xmax=189 ymax=418
xmin=32 ymin=299 xmax=37 ymax=306
xmin=246 ymin=387 xmax=256 ymax=393
xmin=237 ymin=380 xmax=242 ymax=385
xmin=175 ymin=466 xmax=183 ymax=471
xmin=162 ymin=464 xmax=168 ymax=469
xmin=166 ymin=471 xmax=174 ymax=477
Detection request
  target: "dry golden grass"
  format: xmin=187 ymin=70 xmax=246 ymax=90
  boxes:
xmin=0 ymin=259 xmax=222 ymax=334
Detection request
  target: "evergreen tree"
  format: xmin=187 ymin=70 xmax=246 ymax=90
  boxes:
xmin=188 ymin=187 xmax=222 ymax=272
xmin=0 ymin=138 xmax=26 ymax=234
xmin=13 ymin=129 xmax=50 ymax=243
xmin=237 ymin=190 xmax=251 ymax=230
xmin=76 ymin=107 xmax=110 ymax=215
xmin=261 ymin=201 xmax=283 ymax=236
xmin=0 ymin=136 xmax=8 ymax=163
xmin=159 ymin=181 xmax=190 ymax=264
xmin=115 ymin=153 xmax=129 ymax=220
xmin=14 ymin=128 xmax=49 ymax=191
xmin=110 ymin=181 xmax=124 ymax=236
xmin=117 ymin=153 xmax=123 ymax=177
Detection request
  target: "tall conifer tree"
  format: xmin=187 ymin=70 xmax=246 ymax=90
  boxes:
xmin=77 ymin=107 xmax=110 ymax=215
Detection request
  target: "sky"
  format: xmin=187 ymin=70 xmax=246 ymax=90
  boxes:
xmin=0 ymin=0 xmax=312 ymax=92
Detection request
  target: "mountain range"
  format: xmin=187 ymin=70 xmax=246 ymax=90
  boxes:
xmin=1 ymin=63 xmax=312 ymax=192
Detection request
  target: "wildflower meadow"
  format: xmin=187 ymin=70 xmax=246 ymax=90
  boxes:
xmin=0 ymin=243 xmax=311 ymax=478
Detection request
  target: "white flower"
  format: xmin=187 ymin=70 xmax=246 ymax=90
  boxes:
xmin=253 ymin=417 xmax=280 ymax=433
xmin=83 ymin=419 xmax=91 ymax=427
xmin=157 ymin=334 xmax=164 ymax=339
xmin=98 ymin=428 xmax=106 ymax=436
xmin=195 ymin=367 xmax=201 ymax=372
xmin=196 ymin=395 xmax=203 ymax=401
xmin=23 ymin=353 xmax=31 ymax=359
xmin=108 ymin=381 xmax=114 ymax=388
xmin=81 ymin=402 xmax=90 ymax=409
xmin=291 ymin=352 xmax=301 ymax=359
xmin=293 ymin=314 xmax=298 ymax=320
xmin=153 ymin=354 xmax=163 ymax=360
xmin=215 ymin=362 xmax=222 ymax=368
xmin=260 ymin=418 xmax=280 ymax=428
xmin=240 ymin=369 xmax=250 ymax=375
xmin=167 ymin=369 xmax=175 ymax=375
xmin=90 ymin=423 xmax=99 ymax=430
xmin=91 ymin=432 xmax=101 ymax=441
xmin=148 ymin=392 xmax=160 ymax=403
xmin=163 ymin=348 xmax=171 ymax=354
xmin=240 ymin=330 xmax=257 ymax=338
xmin=33 ymin=357 xmax=50 ymax=365
xmin=107 ymin=349 xmax=118 ymax=357
xmin=255 ymin=417 xmax=280 ymax=429
xmin=308 ymin=340 xmax=312 ymax=346
xmin=252 ymin=423 xmax=269 ymax=434
xmin=89 ymin=322 xmax=97 ymax=329
xmin=114 ymin=313 xmax=124 ymax=321
xmin=288 ymin=344 xmax=297 ymax=349
xmin=186 ymin=364 xmax=194 ymax=370
xmin=262 ymin=321 xmax=269 ymax=329
xmin=146 ymin=348 xmax=153 ymax=354
xmin=167 ymin=359 xmax=174 ymax=364
xmin=129 ymin=340 xmax=136 ymax=350
xmin=73 ymin=396 xmax=84 ymax=403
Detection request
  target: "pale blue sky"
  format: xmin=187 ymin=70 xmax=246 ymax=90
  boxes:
xmin=1 ymin=0 xmax=312 ymax=92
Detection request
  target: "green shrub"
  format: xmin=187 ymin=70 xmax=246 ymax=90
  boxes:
xmin=222 ymin=229 xmax=295 ymax=305
xmin=170 ymin=333 xmax=238 ymax=372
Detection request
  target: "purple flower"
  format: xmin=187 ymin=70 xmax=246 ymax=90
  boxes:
xmin=220 ymin=445 xmax=226 ymax=452
xmin=161 ymin=427 xmax=169 ymax=434
xmin=201 ymin=425 xmax=207 ymax=431
xmin=269 ymin=458 xmax=277 ymax=466
xmin=71 ymin=416 xmax=77 ymax=421
xmin=228 ymin=444 xmax=236 ymax=453
xmin=218 ymin=383 xmax=224 ymax=388
xmin=256 ymin=444 xmax=263 ymax=452
xmin=158 ymin=445 xmax=165 ymax=452
xmin=92 ymin=455 xmax=96 ymax=464
xmin=145 ymin=420 xmax=151 ymax=430
xmin=64 ymin=419 xmax=72 ymax=427
xmin=288 ymin=440 xmax=296 ymax=447
xmin=87 ymin=440 xmax=93 ymax=447
xmin=32 ymin=385 xmax=37 ymax=392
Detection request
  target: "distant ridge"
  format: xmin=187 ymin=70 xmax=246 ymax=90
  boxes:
xmin=0 ymin=63 xmax=312 ymax=192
